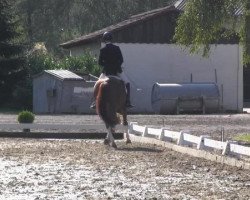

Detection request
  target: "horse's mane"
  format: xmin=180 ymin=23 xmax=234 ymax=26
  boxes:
xmin=96 ymin=79 xmax=120 ymax=127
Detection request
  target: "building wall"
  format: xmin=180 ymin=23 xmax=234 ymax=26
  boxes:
xmin=113 ymin=10 xmax=179 ymax=44
xmin=118 ymin=43 xmax=243 ymax=113
xmin=33 ymin=74 xmax=95 ymax=114
xmin=33 ymin=74 xmax=62 ymax=113
xmin=59 ymin=80 xmax=95 ymax=113
xmin=70 ymin=42 xmax=101 ymax=57
xmin=69 ymin=43 xmax=243 ymax=113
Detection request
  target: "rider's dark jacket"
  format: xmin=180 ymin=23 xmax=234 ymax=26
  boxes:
xmin=98 ymin=43 xmax=123 ymax=76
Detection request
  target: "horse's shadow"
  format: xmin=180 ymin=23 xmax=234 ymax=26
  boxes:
xmin=116 ymin=146 xmax=163 ymax=153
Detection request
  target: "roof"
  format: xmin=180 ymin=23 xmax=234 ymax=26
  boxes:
xmin=44 ymin=70 xmax=83 ymax=81
xmin=60 ymin=5 xmax=177 ymax=49
xmin=60 ymin=0 xmax=244 ymax=49
xmin=235 ymin=4 xmax=244 ymax=16
xmin=174 ymin=0 xmax=186 ymax=10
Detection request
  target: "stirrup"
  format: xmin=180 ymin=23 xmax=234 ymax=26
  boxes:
xmin=90 ymin=102 xmax=96 ymax=109
xmin=126 ymin=103 xmax=134 ymax=108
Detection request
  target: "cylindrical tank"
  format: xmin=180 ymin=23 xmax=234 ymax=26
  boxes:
xmin=151 ymin=83 xmax=220 ymax=114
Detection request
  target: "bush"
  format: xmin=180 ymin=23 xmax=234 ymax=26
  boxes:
xmin=17 ymin=110 xmax=35 ymax=123
xmin=26 ymin=53 xmax=59 ymax=76
xmin=59 ymin=52 xmax=101 ymax=76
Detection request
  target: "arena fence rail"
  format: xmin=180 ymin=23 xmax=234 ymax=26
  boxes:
xmin=128 ymin=122 xmax=250 ymax=157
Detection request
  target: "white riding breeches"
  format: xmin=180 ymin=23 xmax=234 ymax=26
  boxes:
xmin=94 ymin=72 xmax=129 ymax=88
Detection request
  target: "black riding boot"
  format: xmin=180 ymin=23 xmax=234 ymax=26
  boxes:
xmin=125 ymin=83 xmax=134 ymax=108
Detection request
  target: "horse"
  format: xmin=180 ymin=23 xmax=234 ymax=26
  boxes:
xmin=95 ymin=76 xmax=131 ymax=148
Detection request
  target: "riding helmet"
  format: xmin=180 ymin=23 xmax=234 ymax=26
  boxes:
xmin=102 ymin=31 xmax=113 ymax=42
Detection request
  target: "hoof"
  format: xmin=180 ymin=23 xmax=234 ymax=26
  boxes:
xmin=104 ymin=139 xmax=110 ymax=145
xmin=126 ymin=139 xmax=132 ymax=144
xmin=111 ymin=142 xmax=117 ymax=149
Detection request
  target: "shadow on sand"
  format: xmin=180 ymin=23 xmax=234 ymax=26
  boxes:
xmin=116 ymin=146 xmax=163 ymax=153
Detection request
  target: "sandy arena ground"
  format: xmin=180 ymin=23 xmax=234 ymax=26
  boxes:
xmin=0 ymin=113 xmax=249 ymax=199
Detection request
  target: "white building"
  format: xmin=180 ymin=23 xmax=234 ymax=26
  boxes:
xmin=60 ymin=4 xmax=243 ymax=113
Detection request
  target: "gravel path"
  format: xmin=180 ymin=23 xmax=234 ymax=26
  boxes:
xmin=0 ymin=114 xmax=249 ymax=199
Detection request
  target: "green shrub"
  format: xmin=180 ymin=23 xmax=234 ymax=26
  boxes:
xmin=27 ymin=51 xmax=101 ymax=77
xmin=59 ymin=52 xmax=101 ymax=76
xmin=27 ymin=53 xmax=59 ymax=76
xmin=17 ymin=110 xmax=35 ymax=123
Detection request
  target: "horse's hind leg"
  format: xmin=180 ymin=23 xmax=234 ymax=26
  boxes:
xmin=104 ymin=126 xmax=111 ymax=145
xmin=104 ymin=138 xmax=110 ymax=145
xmin=107 ymin=127 xmax=117 ymax=149
xmin=122 ymin=111 xmax=131 ymax=144
xmin=125 ymin=128 xmax=131 ymax=144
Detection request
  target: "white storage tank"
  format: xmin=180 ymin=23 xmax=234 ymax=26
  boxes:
xmin=151 ymin=83 xmax=220 ymax=114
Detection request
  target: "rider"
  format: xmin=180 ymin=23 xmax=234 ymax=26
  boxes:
xmin=90 ymin=31 xmax=133 ymax=109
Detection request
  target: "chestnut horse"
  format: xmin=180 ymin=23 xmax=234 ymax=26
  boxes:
xmin=95 ymin=76 xmax=131 ymax=148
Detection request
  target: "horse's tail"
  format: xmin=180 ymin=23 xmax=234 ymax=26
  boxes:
xmin=96 ymin=81 xmax=119 ymax=127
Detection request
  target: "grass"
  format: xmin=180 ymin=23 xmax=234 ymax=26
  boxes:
xmin=234 ymin=134 xmax=250 ymax=143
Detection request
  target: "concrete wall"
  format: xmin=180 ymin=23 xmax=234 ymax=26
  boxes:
xmin=118 ymin=44 xmax=243 ymax=113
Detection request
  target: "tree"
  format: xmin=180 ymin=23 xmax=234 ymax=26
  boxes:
xmin=15 ymin=0 xmax=172 ymax=57
xmin=0 ymin=0 xmax=26 ymax=106
xmin=174 ymin=0 xmax=249 ymax=62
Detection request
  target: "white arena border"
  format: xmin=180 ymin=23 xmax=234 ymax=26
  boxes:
xmin=0 ymin=122 xmax=249 ymax=170
xmin=127 ymin=122 xmax=250 ymax=170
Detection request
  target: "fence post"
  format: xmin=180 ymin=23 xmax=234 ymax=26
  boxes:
xmin=142 ymin=126 xmax=148 ymax=137
xmin=158 ymin=128 xmax=167 ymax=140
xmin=177 ymin=131 xmax=185 ymax=146
xmin=128 ymin=122 xmax=138 ymax=135
xmin=197 ymin=135 xmax=210 ymax=150
xmin=222 ymin=140 xmax=237 ymax=156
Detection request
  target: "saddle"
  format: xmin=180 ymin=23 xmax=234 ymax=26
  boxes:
xmin=99 ymin=74 xmax=122 ymax=81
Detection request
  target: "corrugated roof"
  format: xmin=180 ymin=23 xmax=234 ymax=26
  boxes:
xmin=174 ymin=0 xmax=186 ymax=10
xmin=60 ymin=5 xmax=176 ymax=49
xmin=235 ymin=4 xmax=244 ymax=16
xmin=175 ymin=0 xmax=243 ymax=16
xmin=45 ymin=70 xmax=83 ymax=80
